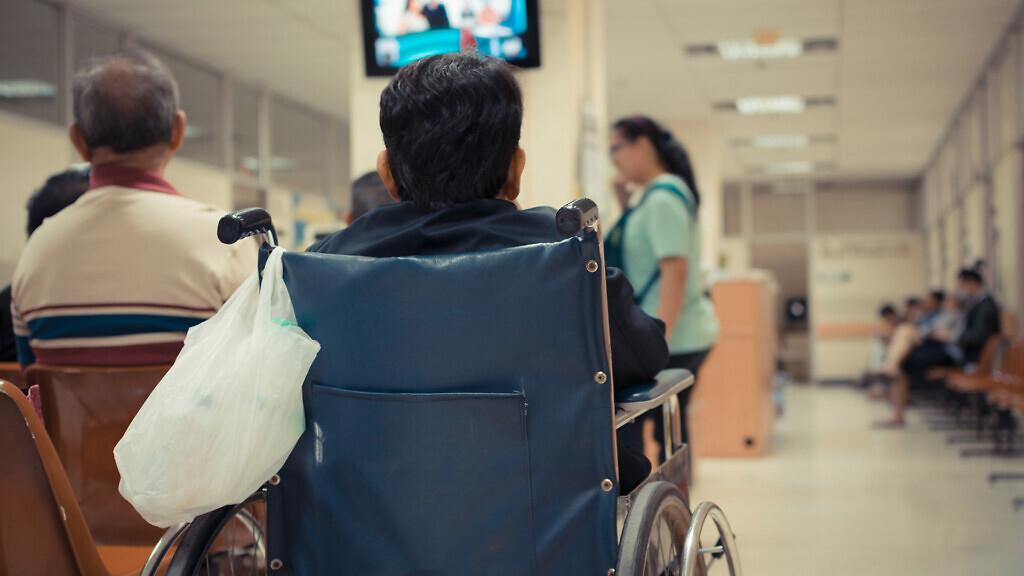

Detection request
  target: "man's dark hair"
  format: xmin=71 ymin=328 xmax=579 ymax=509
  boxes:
xmin=905 ymin=297 xmax=922 ymax=309
xmin=379 ymin=51 xmax=523 ymax=211
xmin=930 ymin=290 xmax=946 ymax=306
xmin=957 ymin=268 xmax=983 ymax=284
xmin=350 ymin=171 xmax=398 ymax=221
xmin=879 ymin=304 xmax=897 ymax=318
xmin=72 ymin=48 xmax=180 ymax=154
xmin=26 ymin=166 xmax=91 ymax=237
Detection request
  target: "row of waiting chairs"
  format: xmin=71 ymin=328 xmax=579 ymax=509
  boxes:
xmin=0 ymin=363 xmax=172 ymax=575
xmin=924 ymin=318 xmax=1024 ymax=511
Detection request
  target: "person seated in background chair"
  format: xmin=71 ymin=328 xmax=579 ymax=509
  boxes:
xmin=904 ymin=297 xmax=924 ymax=327
xmin=953 ymin=267 xmax=1001 ymax=370
xmin=0 ymin=167 xmax=91 ymax=363
xmin=346 ymin=170 xmax=399 ymax=225
xmin=915 ymin=290 xmax=945 ymax=332
xmin=880 ymin=292 xmax=949 ymax=378
xmin=309 ymin=51 xmax=670 ymax=493
xmin=11 ymin=48 xmax=255 ymax=368
xmin=861 ymin=304 xmax=899 ymax=394
xmin=878 ymin=268 xmax=1000 ymax=427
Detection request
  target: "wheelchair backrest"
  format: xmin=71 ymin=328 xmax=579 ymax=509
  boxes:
xmin=266 ymin=231 xmax=618 ymax=575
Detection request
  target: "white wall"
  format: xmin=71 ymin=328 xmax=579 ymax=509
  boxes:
xmin=815 ymin=183 xmax=917 ymax=233
xmin=0 ymin=112 xmax=76 ymax=284
xmin=0 ymin=110 xmax=239 ymax=285
xmin=962 ymin=183 xmax=987 ymax=268
xmin=164 ymin=157 xmax=233 ymax=211
xmin=943 ymin=208 xmax=963 ymax=289
xmin=810 ymin=234 xmax=926 ymax=380
xmin=992 ymin=148 xmax=1023 ymax=323
xmin=666 ymin=119 xmax=722 ymax=270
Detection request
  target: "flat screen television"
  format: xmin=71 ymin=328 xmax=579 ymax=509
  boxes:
xmin=360 ymin=0 xmax=541 ymax=77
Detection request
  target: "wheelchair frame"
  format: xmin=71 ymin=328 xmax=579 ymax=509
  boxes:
xmin=145 ymin=199 xmax=740 ymax=576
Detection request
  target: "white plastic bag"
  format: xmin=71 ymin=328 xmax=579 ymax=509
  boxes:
xmin=114 ymin=249 xmax=319 ymax=527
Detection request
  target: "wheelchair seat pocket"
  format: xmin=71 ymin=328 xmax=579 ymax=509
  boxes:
xmin=307 ymin=384 xmax=539 ymax=576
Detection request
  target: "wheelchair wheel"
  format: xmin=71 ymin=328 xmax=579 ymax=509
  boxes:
xmin=617 ymin=481 xmax=706 ymax=576
xmin=165 ymin=490 xmax=268 ymax=576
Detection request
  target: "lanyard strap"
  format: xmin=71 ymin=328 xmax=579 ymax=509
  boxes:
xmin=631 ymin=182 xmax=694 ymax=304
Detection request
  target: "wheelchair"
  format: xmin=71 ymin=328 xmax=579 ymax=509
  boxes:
xmin=150 ymin=199 xmax=741 ymax=576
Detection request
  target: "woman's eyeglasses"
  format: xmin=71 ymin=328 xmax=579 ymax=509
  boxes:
xmin=609 ymin=141 xmax=630 ymax=156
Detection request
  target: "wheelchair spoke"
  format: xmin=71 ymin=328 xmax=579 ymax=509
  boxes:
xmin=228 ymin=511 xmax=236 ymax=576
xmin=247 ymin=502 xmax=261 ymax=576
xmin=658 ymin=513 xmax=668 ymax=571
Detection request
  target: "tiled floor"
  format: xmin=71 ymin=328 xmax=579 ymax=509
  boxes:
xmin=690 ymin=384 xmax=1024 ymax=576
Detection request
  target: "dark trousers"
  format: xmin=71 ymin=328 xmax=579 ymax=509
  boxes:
xmin=618 ymin=348 xmax=711 ymax=466
xmin=901 ymin=339 xmax=954 ymax=389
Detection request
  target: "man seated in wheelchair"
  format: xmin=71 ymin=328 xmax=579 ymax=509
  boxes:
xmin=309 ymin=51 xmax=669 ymax=493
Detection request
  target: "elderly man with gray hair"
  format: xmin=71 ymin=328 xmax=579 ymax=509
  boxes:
xmin=11 ymin=48 xmax=256 ymax=367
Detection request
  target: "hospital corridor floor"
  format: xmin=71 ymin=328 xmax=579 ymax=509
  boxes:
xmin=689 ymin=383 xmax=1024 ymax=576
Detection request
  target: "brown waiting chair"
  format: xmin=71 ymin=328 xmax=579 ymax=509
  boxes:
xmin=946 ymin=336 xmax=1010 ymax=393
xmin=25 ymin=364 xmax=172 ymax=549
xmin=0 ymin=379 xmax=116 ymax=576
xmin=0 ymin=361 xmax=25 ymax=390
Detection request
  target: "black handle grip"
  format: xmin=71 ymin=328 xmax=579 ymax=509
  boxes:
xmin=218 ymin=208 xmax=275 ymax=245
xmin=555 ymin=198 xmax=599 ymax=238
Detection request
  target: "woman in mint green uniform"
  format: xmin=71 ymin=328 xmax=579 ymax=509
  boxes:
xmin=608 ymin=116 xmax=719 ymax=462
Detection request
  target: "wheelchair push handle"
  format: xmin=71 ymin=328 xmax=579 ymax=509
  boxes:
xmin=555 ymin=198 xmax=599 ymax=238
xmin=218 ymin=208 xmax=278 ymax=246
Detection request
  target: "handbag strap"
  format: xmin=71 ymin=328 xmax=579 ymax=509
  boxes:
xmin=631 ymin=182 xmax=694 ymax=304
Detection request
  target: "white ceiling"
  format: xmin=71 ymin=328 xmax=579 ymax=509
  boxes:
xmin=64 ymin=0 xmax=1020 ymax=182
xmin=606 ymin=0 xmax=1022 ymax=180
xmin=66 ymin=0 xmax=358 ymax=121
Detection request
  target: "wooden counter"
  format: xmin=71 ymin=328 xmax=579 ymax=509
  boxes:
xmin=689 ymin=277 xmax=777 ymax=458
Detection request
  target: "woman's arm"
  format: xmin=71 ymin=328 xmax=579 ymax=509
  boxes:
xmin=657 ymin=256 xmax=688 ymax=340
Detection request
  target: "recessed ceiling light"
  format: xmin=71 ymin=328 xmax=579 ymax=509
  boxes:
xmin=752 ymin=135 xmax=810 ymax=149
xmin=764 ymin=161 xmax=814 ymax=175
xmin=241 ymin=156 xmax=296 ymax=171
xmin=718 ymin=38 xmax=802 ymax=61
xmin=736 ymin=96 xmax=805 ymax=115
xmin=685 ymin=37 xmax=838 ymax=60
xmin=0 ymin=79 xmax=56 ymax=99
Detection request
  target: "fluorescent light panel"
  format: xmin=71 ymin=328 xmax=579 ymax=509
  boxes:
xmin=751 ymin=135 xmax=810 ymax=149
xmin=718 ymin=38 xmax=802 ymax=60
xmin=0 ymin=79 xmax=56 ymax=99
xmin=763 ymin=161 xmax=814 ymax=175
xmin=241 ymin=156 xmax=296 ymax=171
xmin=736 ymin=96 xmax=805 ymax=115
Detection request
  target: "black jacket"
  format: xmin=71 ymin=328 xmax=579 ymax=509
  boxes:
xmin=308 ymin=199 xmax=670 ymax=387
xmin=958 ymin=293 xmax=1001 ymax=364
xmin=0 ymin=285 xmax=15 ymax=363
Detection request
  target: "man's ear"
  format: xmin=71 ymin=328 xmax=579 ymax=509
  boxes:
xmin=69 ymin=125 xmax=91 ymax=162
xmin=377 ymin=150 xmax=401 ymax=201
xmin=501 ymin=147 xmax=526 ymax=203
xmin=169 ymin=110 xmax=187 ymax=152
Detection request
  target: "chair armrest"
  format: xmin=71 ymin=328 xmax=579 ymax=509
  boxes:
xmin=615 ymin=369 xmax=694 ymax=412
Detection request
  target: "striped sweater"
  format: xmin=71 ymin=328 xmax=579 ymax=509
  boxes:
xmin=11 ymin=165 xmax=257 ymax=366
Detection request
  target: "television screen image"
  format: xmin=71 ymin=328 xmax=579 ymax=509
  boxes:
xmin=360 ymin=0 xmax=540 ymax=76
